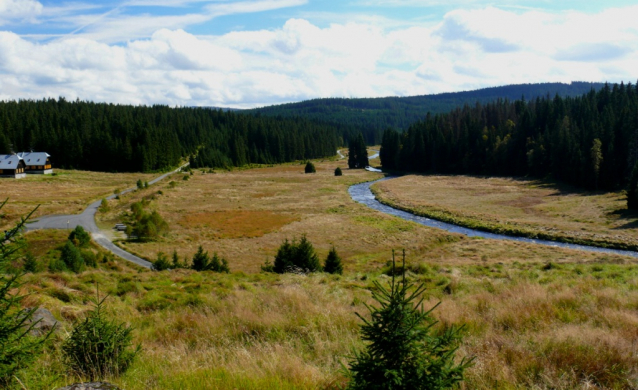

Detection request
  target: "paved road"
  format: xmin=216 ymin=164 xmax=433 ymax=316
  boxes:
xmin=26 ymin=164 xmax=188 ymax=269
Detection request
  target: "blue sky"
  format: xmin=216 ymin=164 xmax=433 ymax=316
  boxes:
xmin=1 ymin=0 xmax=637 ymax=107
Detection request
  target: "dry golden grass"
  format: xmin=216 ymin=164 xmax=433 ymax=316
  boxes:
xmin=15 ymin=247 xmax=638 ymax=389
xmin=373 ymin=174 xmax=638 ymax=248
xmin=0 ymin=169 xmax=158 ymax=230
xmin=94 ymin=160 xmax=635 ymax=274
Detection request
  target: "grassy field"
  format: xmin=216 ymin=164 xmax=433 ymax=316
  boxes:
xmin=372 ymin=174 xmax=638 ymax=250
xmin=96 ymin=158 xmax=631 ymax=274
xmin=6 ymin=156 xmax=638 ymax=388
xmin=14 ymin=230 xmax=638 ymax=389
xmin=0 ymin=169 xmax=158 ymax=230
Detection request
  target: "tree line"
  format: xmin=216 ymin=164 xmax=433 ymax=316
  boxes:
xmin=380 ymin=82 xmax=638 ymax=192
xmin=249 ymin=82 xmax=605 ymax=142
xmin=0 ymin=98 xmax=340 ymax=172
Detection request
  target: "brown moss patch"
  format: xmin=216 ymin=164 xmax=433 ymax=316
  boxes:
xmin=179 ymin=210 xmax=299 ymax=238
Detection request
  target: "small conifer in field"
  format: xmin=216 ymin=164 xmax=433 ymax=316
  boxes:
xmin=190 ymin=246 xmax=230 ymax=273
xmin=305 ymin=161 xmax=316 ymax=173
xmin=273 ymin=234 xmax=322 ymax=273
xmin=152 ymin=252 xmax=171 ymax=271
xmin=62 ymin=290 xmax=140 ymax=381
xmin=23 ymin=252 xmax=39 ymax=273
xmin=60 ymin=240 xmax=85 ymax=273
xmin=346 ymin=250 xmax=472 ymax=390
xmin=335 ymin=167 xmax=343 ymax=176
xmin=172 ymin=250 xmax=184 ymax=268
xmin=324 ymin=246 xmax=343 ymax=274
xmin=68 ymin=225 xmax=91 ymax=248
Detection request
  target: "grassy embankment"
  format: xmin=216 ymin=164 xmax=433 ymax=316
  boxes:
xmin=6 ymin=154 xmax=638 ymax=389
xmin=372 ymin=174 xmax=638 ymax=251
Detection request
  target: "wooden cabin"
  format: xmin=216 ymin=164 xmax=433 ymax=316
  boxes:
xmin=17 ymin=152 xmax=53 ymax=174
xmin=0 ymin=154 xmax=27 ymax=178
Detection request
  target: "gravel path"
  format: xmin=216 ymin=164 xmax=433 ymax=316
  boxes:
xmin=26 ymin=164 xmax=188 ymax=269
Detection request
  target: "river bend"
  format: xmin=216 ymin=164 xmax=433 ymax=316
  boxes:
xmin=349 ymin=177 xmax=638 ymax=259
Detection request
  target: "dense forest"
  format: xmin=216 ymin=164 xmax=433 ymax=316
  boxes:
xmin=249 ymin=82 xmax=606 ymax=143
xmin=0 ymin=99 xmax=340 ymax=172
xmin=380 ymin=82 xmax=638 ymax=191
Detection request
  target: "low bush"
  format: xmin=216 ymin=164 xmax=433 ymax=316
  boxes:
xmin=335 ymin=167 xmax=343 ymax=176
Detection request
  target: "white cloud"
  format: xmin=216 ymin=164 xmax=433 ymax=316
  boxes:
xmin=0 ymin=0 xmax=43 ymax=24
xmin=1 ymin=5 xmax=638 ymax=107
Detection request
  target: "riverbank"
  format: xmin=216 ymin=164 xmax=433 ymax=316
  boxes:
xmin=371 ymin=175 xmax=638 ymax=252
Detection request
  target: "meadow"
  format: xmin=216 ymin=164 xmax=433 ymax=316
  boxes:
xmin=5 ymin=155 xmax=638 ymax=389
xmin=372 ymin=175 xmax=638 ymax=250
xmin=0 ymin=170 xmax=158 ymax=231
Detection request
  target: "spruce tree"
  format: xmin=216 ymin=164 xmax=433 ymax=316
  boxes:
xmin=62 ymin=292 xmax=140 ymax=381
xmin=335 ymin=167 xmax=343 ymax=176
xmin=305 ymin=161 xmax=316 ymax=173
xmin=191 ymin=246 xmax=210 ymax=271
xmin=296 ymin=234 xmax=322 ymax=272
xmin=324 ymin=246 xmax=343 ymax=274
xmin=60 ymin=240 xmax=85 ymax=273
xmin=68 ymin=225 xmax=91 ymax=248
xmin=346 ymin=250 xmax=472 ymax=390
xmin=348 ymin=132 xmax=369 ymax=169
xmin=0 ymin=201 xmax=49 ymax=386
xmin=273 ymin=235 xmax=322 ymax=273
xmin=171 ymin=250 xmax=183 ymax=268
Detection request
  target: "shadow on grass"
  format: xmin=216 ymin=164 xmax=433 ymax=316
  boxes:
xmin=609 ymin=208 xmax=638 ymax=230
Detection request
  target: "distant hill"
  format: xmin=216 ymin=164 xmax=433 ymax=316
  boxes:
xmin=248 ymin=82 xmax=606 ymax=135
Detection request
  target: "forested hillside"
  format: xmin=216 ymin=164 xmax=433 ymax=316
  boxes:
xmin=380 ymin=82 xmax=638 ymax=191
xmin=0 ymin=99 xmax=340 ymax=172
xmin=249 ymin=82 xmax=606 ymax=142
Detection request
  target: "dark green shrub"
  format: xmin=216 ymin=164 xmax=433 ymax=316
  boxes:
xmin=68 ymin=225 xmax=91 ymax=248
xmin=152 ymin=252 xmax=171 ymax=271
xmin=305 ymin=161 xmax=316 ymax=173
xmin=171 ymin=250 xmax=185 ymax=268
xmin=0 ymin=201 xmax=49 ymax=387
xmin=23 ymin=252 xmax=39 ymax=273
xmin=62 ymin=293 xmax=140 ymax=381
xmin=324 ymin=246 xmax=343 ymax=275
xmin=335 ymin=167 xmax=343 ymax=176
xmin=190 ymin=246 xmax=230 ymax=273
xmin=49 ymin=257 xmax=67 ymax=272
xmin=60 ymin=240 xmax=85 ymax=273
xmin=346 ymin=251 xmax=472 ymax=390
xmin=81 ymin=250 xmax=98 ymax=268
xmin=273 ymin=234 xmax=322 ymax=273
xmin=136 ymin=179 xmax=143 ymax=189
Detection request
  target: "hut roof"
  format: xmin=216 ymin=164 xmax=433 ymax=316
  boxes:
xmin=17 ymin=152 xmax=50 ymax=167
xmin=0 ymin=154 xmax=23 ymax=170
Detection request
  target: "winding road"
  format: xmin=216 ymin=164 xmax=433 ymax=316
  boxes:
xmin=349 ymin=176 xmax=638 ymax=259
xmin=26 ymin=165 xmax=188 ymax=269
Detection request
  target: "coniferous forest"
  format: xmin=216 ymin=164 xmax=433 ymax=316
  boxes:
xmin=0 ymin=98 xmax=340 ymax=172
xmin=380 ymin=83 xmax=638 ymax=192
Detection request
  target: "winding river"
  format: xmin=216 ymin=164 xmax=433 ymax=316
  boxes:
xmin=349 ymin=177 xmax=638 ymax=258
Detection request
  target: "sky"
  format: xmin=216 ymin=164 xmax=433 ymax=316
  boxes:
xmin=0 ymin=0 xmax=637 ymax=108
